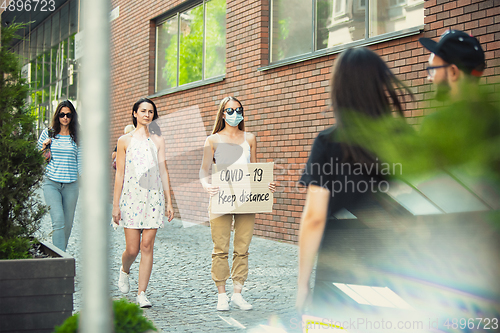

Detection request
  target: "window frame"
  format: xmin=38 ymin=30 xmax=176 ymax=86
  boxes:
xmin=333 ymin=0 xmax=346 ymax=17
xmin=8 ymin=0 xmax=80 ymax=135
xmin=264 ymin=0 xmax=424 ymax=71
xmin=152 ymin=0 xmax=226 ymax=97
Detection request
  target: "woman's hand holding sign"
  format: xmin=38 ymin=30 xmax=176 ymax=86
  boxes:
xmin=204 ymin=184 xmax=220 ymax=197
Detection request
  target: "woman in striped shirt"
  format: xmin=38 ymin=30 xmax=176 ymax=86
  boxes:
xmin=37 ymin=100 xmax=81 ymax=251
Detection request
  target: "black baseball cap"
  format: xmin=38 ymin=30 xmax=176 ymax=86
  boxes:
xmin=419 ymin=30 xmax=485 ymax=77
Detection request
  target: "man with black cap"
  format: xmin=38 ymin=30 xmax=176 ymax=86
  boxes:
xmin=419 ymin=30 xmax=485 ymax=101
xmin=417 ymin=29 xmax=499 ymax=179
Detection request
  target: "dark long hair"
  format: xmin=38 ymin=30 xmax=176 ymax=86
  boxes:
xmin=131 ymin=98 xmax=158 ymax=127
xmin=51 ymin=100 xmax=79 ymax=145
xmin=330 ymin=47 xmax=412 ymax=165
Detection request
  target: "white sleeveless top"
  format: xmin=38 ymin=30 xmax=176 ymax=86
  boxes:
xmin=213 ymin=132 xmax=251 ymax=165
xmin=119 ymin=136 xmax=165 ymax=229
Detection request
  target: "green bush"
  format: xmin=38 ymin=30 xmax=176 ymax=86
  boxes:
xmin=53 ymin=313 xmax=79 ymax=333
xmin=53 ymin=298 xmax=157 ymax=333
xmin=0 ymin=236 xmax=33 ymax=259
xmin=0 ymin=23 xmax=47 ymax=259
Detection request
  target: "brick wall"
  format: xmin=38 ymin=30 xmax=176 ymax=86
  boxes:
xmin=110 ymin=0 xmax=500 ymax=243
xmin=423 ymin=0 xmax=500 ymax=82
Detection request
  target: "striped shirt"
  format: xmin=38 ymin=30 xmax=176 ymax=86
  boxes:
xmin=37 ymin=129 xmax=82 ymax=183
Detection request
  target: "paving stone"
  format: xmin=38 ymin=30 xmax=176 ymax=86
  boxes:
xmin=35 ymin=198 xmax=310 ymax=332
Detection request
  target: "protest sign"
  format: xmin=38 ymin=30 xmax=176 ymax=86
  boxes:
xmin=211 ymin=163 xmax=274 ymax=214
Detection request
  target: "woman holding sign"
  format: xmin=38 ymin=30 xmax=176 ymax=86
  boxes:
xmin=112 ymin=98 xmax=174 ymax=308
xmin=200 ymin=96 xmax=276 ymax=311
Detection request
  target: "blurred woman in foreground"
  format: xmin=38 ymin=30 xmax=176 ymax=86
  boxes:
xmin=296 ymin=47 xmax=411 ymax=311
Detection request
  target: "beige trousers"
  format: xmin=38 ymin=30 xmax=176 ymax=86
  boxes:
xmin=209 ymin=211 xmax=255 ymax=287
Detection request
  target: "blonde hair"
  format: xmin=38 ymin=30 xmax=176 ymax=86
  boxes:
xmin=124 ymin=124 xmax=135 ymax=134
xmin=211 ymin=96 xmax=245 ymax=134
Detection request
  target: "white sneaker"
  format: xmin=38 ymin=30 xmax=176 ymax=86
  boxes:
xmin=217 ymin=293 xmax=230 ymax=311
xmin=231 ymin=293 xmax=253 ymax=310
xmin=118 ymin=266 xmax=129 ymax=293
xmin=136 ymin=291 xmax=152 ymax=308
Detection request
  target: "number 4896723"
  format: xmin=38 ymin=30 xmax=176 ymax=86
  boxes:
xmin=443 ymin=318 xmax=498 ymax=330
xmin=1 ymin=0 xmax=56 ymax=12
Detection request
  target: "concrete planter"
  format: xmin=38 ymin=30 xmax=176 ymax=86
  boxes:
xmin=0 ymin=241 xmax=75 ymax=333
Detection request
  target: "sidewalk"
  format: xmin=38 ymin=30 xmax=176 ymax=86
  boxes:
xmin=37 ymin=203 xmax=306 ymax=332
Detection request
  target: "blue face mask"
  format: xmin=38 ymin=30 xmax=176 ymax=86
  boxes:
xmin=225 ymin=112 xmax=243 ymax=127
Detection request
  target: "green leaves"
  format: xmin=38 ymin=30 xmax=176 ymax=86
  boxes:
xmin=336 ymin=83 xmax=500 ymax=179
xmin=53 ymin=299 xmax=157 ymax=333
xmin=0 ymin=22 xmax=47 ymax=252
xmin=0 ymin=236 xmax=32 ymax=259
xmin=53 ymin=313 xmax=79 ymax=333
xmin=113 ymin=298 xmax=157 ymax=333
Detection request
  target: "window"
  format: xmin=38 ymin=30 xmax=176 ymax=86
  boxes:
xmin=155 ymin=0 xmax=226 ymax=93
xmin=10 ymin=0 xmax=80 ymax=132
xmin=270 ymin=0 xmax=424 ymax=63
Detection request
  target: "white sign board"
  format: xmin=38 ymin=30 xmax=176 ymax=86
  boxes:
xmin=211 ymin=163 xmax=274 ymax=214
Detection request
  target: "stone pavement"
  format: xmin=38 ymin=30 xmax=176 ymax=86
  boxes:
xmin=37 ymin=202 xmax=311 ymax=333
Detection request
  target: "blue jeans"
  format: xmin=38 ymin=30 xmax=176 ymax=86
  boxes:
xmin=43 ymin=178 xmax=79 ymax=251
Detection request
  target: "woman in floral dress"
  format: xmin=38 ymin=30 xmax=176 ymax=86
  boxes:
xmin=112 ymin=98 xmax=174 ymax=307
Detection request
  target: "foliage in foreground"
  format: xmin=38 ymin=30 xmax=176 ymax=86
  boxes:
xmin=53 ymin=298 xmax=157 ymax=333
xmin=0 ymin=22 xmax=47 ymax=259
xmin=336 ymin=82 xmax=500 ymax=179
xmin=0 ymin=236 xmax=32 ymax=259
xmin=336 ymin=82 xmax=500 ymax=229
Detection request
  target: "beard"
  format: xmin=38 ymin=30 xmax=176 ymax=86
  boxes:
xmin=434 ymin=81 xmax=451 ymax=101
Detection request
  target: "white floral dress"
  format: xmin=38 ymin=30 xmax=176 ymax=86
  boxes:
xmin=119 ymin=136 xmax=164 ymax=229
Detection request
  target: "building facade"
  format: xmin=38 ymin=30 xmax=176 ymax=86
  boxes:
xmin=4 ymin=0 xmax=499 ymax=243
xmin=108 ymin=0 xmax=499 ymax=243
xmin=2 ymin=0 xmax=81 ymax=131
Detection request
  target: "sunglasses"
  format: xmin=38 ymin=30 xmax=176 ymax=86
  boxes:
xmin=224 ymin=107 xmax=243 ymax=115
xmin=426 ymin=64 xmax=450 ymax=78
xmin=58 ymin=112 xmax=73 ymax=119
